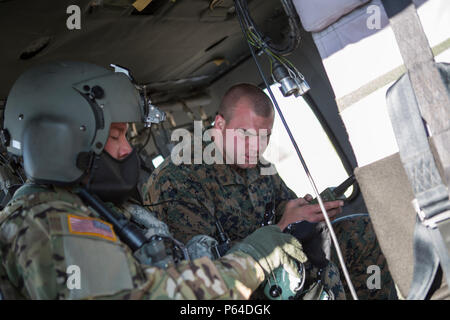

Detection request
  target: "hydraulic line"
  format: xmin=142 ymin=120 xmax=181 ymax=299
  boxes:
xmin=234 ymin=0 xmax=358 ymax=300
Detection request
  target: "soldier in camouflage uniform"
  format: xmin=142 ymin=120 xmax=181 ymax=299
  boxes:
xmin=146 ymin=83 xmax=395 ymax=300
xmin=0 ymin=62 xmax=309 ymax=300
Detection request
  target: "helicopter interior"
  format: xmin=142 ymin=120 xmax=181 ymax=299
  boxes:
xmin=1 ymin=0 xmax=449 ymax=300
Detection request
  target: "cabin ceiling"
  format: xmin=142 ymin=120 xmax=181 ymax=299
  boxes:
xmin=0 ymin=0 xmax=289 ymax=103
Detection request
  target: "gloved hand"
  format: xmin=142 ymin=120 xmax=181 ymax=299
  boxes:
xmin=228 ymin=225 xmax=308 ymax=278
xmin=286 ymin=221 xmax=329 ymax=269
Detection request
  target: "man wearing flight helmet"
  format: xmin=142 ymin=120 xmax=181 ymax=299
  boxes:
xmin=0 ymin=61 xmax=309 ymax=299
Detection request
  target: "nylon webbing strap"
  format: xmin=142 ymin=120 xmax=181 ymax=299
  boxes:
xmin=383 ymin=0 xmax=450 ymax=188
xmin=382 ymin=0 xmax=450 ymax=299
xmin=386 ymin=70 xmax=450 ymax=299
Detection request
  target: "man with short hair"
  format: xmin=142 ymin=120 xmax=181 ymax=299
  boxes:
xmin=147 ymin=83 xmax=395 ymax=299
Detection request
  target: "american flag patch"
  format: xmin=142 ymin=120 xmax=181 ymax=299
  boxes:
xmin=67 ymin=215 xmax=117 ymax=242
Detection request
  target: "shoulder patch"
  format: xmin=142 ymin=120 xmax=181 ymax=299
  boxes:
xmin=67 ymin=214 xmax=117 ymax=242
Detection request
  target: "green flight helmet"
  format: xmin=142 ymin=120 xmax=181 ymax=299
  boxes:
xmin=3 ymin=61 xmax=145 ymax=185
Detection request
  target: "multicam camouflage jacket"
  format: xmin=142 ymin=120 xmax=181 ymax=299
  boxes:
xmin=0 ymin=184 xmax=266 ymax=299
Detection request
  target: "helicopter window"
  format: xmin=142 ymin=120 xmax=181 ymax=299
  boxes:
xmin=263 ymin=85 xmax=352 ymax=198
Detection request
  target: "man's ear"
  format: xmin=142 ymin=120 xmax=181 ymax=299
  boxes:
xmin=214 ymin=113 xmax=226 ymax=130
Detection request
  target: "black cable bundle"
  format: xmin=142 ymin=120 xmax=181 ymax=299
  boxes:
xmin=234 ymin=0 xmax=301 ymax=56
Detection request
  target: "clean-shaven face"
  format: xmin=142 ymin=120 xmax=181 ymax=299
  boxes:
xmin=214 ymin=97 xmax=274 ymax=169
xmin=104 ymin=122 xmax=132 ymax=160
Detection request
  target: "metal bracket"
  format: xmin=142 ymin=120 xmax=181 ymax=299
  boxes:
xmin=413 ymin=198 xmax=450 ymax=229
xmin=144 ymin=102 xmax=166 ymax=127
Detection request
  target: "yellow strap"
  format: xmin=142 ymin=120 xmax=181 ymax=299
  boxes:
xmin=166 ymin=111 xmax=177 ymax=128
xmin=209 ymin=0 xmax=224 ymax=10
xmin=132 ymin=0 xmax=153 ymax=12
xmin=198 ymin=106 xmax=208 ymax=121
xmin=213 ymin=58 xmax=226 ymax=66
